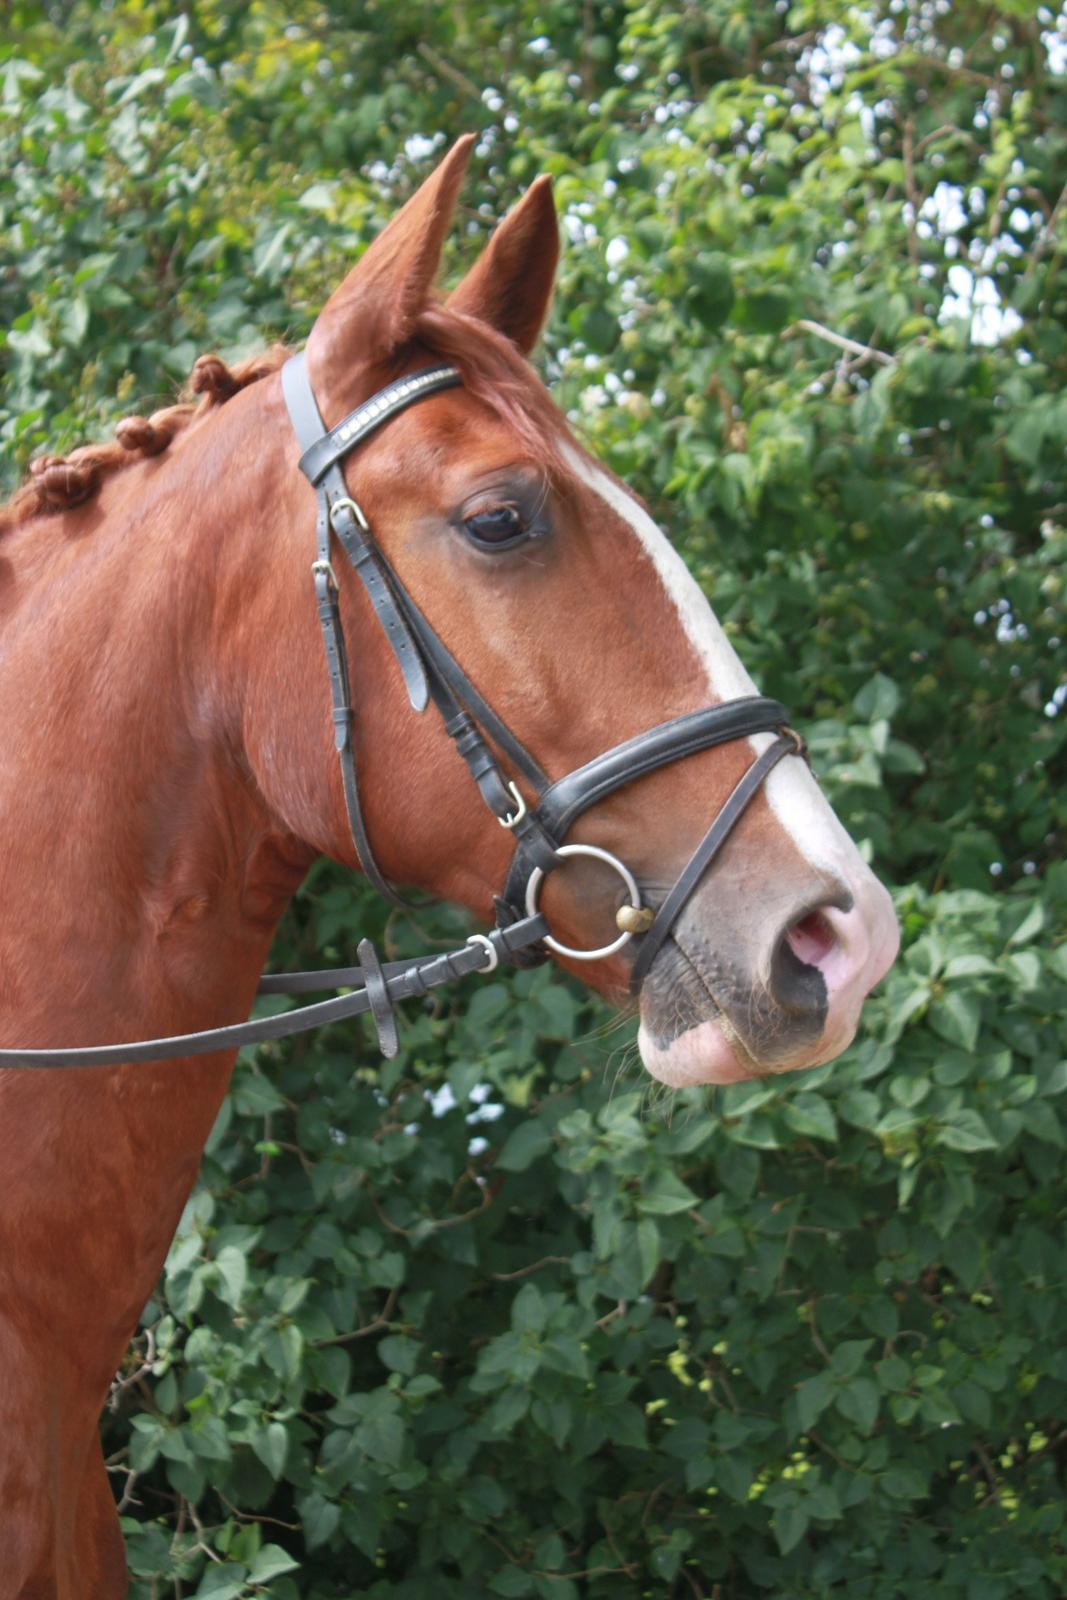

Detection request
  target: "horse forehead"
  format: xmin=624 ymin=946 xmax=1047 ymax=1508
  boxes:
xmin=360 ymin=391 xmax=535 ymax=488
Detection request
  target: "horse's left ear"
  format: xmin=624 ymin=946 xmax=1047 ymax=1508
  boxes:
xmin=307 ymin=134 xmax=474 ymax=395
xmin=447 ymin=175 xmax=558 ymax=354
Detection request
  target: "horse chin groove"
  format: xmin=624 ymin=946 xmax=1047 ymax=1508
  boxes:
xmin=635 ymin=938 xmax=751 ymax=1085
xmin=638 ymin=1016 xmax=754 ymax=1087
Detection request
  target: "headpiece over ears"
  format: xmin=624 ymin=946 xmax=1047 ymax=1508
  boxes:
xmin=306 ymin=137 xmax=558 ymax=410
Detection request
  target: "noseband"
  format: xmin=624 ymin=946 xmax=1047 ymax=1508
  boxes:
xmin=0 ymin=357 xmax=800 ymax=1071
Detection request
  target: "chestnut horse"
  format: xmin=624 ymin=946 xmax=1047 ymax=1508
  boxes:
xmin=0 ymin=138 xmax=898 ymax=1596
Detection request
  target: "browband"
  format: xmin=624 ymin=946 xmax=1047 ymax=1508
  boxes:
xmin=293 ymin=362 xmax=463 ymax=484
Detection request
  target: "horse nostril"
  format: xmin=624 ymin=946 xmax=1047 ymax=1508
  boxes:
xmin=785 ymin=909 xmax=838 ymax=970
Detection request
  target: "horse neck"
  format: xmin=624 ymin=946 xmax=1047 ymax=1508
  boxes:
xmin=0 ymin=379 xmax=327 ymax=1046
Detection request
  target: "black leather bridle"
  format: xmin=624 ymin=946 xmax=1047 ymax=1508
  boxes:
xmin=0 ymin=356 xmax=800 ymax=1070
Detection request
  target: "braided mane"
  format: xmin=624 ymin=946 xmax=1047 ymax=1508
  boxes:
xmin=0 ymin=347 xmax=291 ymax=533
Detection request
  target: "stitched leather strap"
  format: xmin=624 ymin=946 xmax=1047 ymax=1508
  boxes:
xmin=297 ymin=364 xmax=462 ymax=485
xmin=0 ymin=915 xmax=550 ymax=1069
xmin=284 ymin=354 xmax=430 ymax=712
xmin=627 ymin=734 xmax=798 ymax=991
xmin=538 ymin=698 xmax=789 ymax=839
xmin=325 ymin=495 xmax=429 ymax=714
xmin=498 ymin=698 xmax=790 ymax=918
xmin=396 ymin=587 xmax=550 ymax=794
xmin=283 ymin=353 xmax=435 ymax=902
xmin=357 ymin=937 xmax=400 ymax=1057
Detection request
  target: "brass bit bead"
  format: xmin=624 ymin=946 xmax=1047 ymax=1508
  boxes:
xmin=615 ymin=904 xmax=654 ymax=935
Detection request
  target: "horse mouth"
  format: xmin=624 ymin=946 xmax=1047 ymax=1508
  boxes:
xmin=634 ymin=932 xmax=828 ymax=1087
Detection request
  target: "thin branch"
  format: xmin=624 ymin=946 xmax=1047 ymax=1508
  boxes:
xmin=913 ymin=122 xmax=963 ymax=158
xmin=215 ymin=1489 xmax=301 ymax=1531
xmin=595 ymin=1300 xmax=627 ymax=1330
xmin=1025 ymin=179 xmax=1067 ymax=277
xmin=186 ymin=1498 xmax=223 ymax=1564
xmin=491 ymin=1255 xmax=571 ymax=1281
xmin=368 ymin=1179 xmax=501 ymax=1239
xmin=680 ymin=1567 xmax=706 ymax=1599
xmin=109 ymin=1326 xmax=157 ymax=1411
xmin=786 ymin=319 xmax=895 ymax=368
xmin=808 ymin=1429 xmax=852 ymax=1471
xmin=312 ymin=1286 xmax=399 ymax=1347
xmin=105 ymin=1459 xmax=142 ymax=1513
xmin=533 ymin=1565 xmax=640 ymax=1582
xmin=902 ymin=116 xmax=922 ymax=295
xmin=416 ymin=42 xmax=483 ymax=103
xmin=704 ymin=1359 xmax=741 ymax=1414
xmin=170 ymin=1495 xmax=222 ymax=1568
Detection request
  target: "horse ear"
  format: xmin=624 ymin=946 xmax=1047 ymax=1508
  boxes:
xmin=447 ymin=175 xmax=558 ymax=354
xmin=307 ymin=134 xmax=474 ymax=389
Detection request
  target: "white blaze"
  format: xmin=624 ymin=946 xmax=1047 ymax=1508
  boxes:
xmin=564 ymin=446 xmax=865 ymax=883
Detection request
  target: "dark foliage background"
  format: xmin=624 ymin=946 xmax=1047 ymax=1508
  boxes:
xmin=2 ymin=2 xmax=1066 ymax=1595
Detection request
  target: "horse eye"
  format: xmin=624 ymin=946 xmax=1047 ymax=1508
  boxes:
xmin=463 ymin=504 xmax=529 ymax=549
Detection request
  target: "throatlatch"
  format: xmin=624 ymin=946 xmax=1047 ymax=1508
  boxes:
xmin=0 ymin=354 xmax=800 ymax=1070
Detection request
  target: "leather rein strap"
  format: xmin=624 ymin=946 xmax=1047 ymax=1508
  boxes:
xmin=0 ymin=353 xmax=802 ymax=1070
xmin=0 ymin=918 xmax=549 ymax=1069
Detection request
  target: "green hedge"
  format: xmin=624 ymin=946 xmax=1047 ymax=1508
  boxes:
xmin=3 ymin=3 xmax=1065 ymax=1595
xmin=109 ymin=870 xmax=1067 ymax=1600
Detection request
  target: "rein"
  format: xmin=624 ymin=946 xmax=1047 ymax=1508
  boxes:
xmin=0 ymin=356 xmax=800 ymax=1070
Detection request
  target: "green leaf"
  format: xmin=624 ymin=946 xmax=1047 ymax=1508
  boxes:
xmin=300 ymin=1491 xmax=340 ymax=1550
xmin=1007 ymin=900 xmax=1045 ymax=947
xmin=356 ymin=1410 xmax=405 ymax=1469
xmin=214 ymin=1246 xmax=247 ymax=1309
xmin=637 ymin=1218 xmax=660 ymax=1285
xmin=943 ymin=954 xmax=998 ymax=980
xmin=830 ymin=1340 xmax=874 ymax=1378
xmin=1007 ymin=950 xmax=1041 ymax=990
xmin=719 ymin=1082 xmax=778 ymax=1117
xmin=936 ymin=1109 xmax=999 ymax=1153
xmin=61 ymin=295 xmax=90 ymax=346
xmin=195 ymin=1565 xmax=248 ymax=1600
xmin=249 ymin=1544 xmax=300 ymax=1581
xmin=511 ymin=1282 xmax=548 ymax=1334
xmin=1 ymin=57 xmax=43 ymax=105
xmin=835 ymin=1378 xmax=879 ymax=1432
xmin=782 ymin=1092 xmax=838 ymax=1142
xmin=496 ymin=1120 xmax=552 ymax=1172
xmin=839 ymin=1089 xmax=881 ymax=1129
xmin=116 ymin=66 xmax=167 ymax=104
xmin=251 ymin=1421 xmax=288 ymax=1481
xmin=191 ymin=1416 xmax=232 ymax=1463
xmin=264 ymin=1324 xmax=303 ymax=1384
xmin=919 ymin=1389 xmax=963 ymax=1427
xmin=773 ymin=1503 xmax=809 ymax=1555
xmin=541 ymin=1336 xmax=589 ymax=1380
xmin=854 ymin=672 xmax=901 ymax=721
xmin=795 ymin=1372 xmax=835 ymax=1431
xmin=253 ymin=222 xmax=292 ymax=283
xmin=490 ymin=1566 xmax=536 ymax=1597
xmin=928 ymin=990 xmax=981 ymax=1052
xmin=378 ymin=1335 xmax=418 ymax=1375
xmin=231 ymin=1073 xmax=287 ymax=1116
xmin=636 ymin=1171 xmax=700 ymax=1215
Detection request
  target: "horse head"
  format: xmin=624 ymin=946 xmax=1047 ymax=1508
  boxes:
xmin=229 ymin=134 xmax=897 ymax=1086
